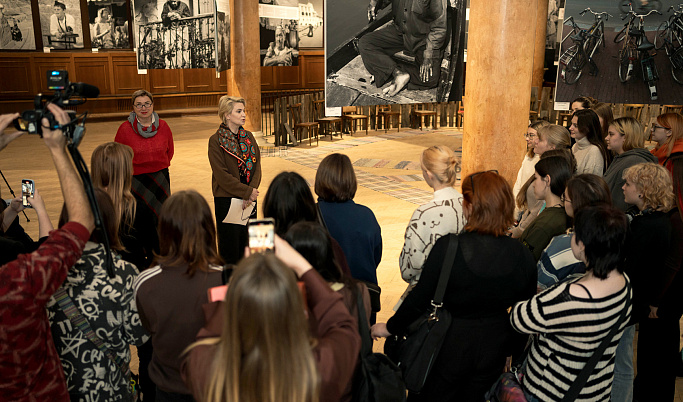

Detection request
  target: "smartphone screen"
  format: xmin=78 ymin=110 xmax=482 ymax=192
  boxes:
xmin=248 ymin=218 xmax=275 ymax=254
xmin=21 ymin=179 xmax=34 ymax=208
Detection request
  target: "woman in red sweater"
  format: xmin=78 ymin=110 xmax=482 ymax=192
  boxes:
xmin=650 ymin=112 xmax=683 ymax=173
xmin=115 ymin=89 xmax=174 ymax=224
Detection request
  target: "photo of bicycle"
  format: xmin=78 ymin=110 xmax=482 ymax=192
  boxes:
xmin=556 ymin=0 xmax=682 ymax=105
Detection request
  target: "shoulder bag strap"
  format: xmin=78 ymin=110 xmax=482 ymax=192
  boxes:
xmin=560 ymin=281 xmax=631 ymax=402
xmin=432 ymin=234 xmax=459 ymax=306
xmin=356 ymin=287 xmax=372 ymax=357
xmin=53 ymin=287 xmax=131 ymax=379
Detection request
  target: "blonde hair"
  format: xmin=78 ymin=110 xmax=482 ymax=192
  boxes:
xmin=91 ymin=142 xmax=136 ymax=231
xmin=537 ymin=124 xmax=571 ymax=150
xmin=218 ymin=96 xmax=246 ymax=124
xmin=656 ymin=113 xmax=683 ymax=157
xmin=527 ymin=120 xmax=551 ymax=157
xmin=610 ymin=117 xmax=645 ymax=153
xmin=623 ymin=163 xmax=675 ymax=211
xmin=421 ymin=145 xmax=460 ymax=186
xmin=199 ymin=254 xmax=319 ymax=402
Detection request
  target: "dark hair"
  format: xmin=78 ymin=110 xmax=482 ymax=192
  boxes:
xmin=572 ymin=109 xmax=611 ymax=170
xmin=571 ymin=96 xmax=597 ymax=110
xmin=573 ymin=206 xmax=628 ymax=279
xmin=535 ymin=155 xmax=573 ymax=197
xmin=593 ymin=102 xmax=614 ymax=137
xmin=671 ymin=155 xmax=683 ymax=221
xmin=59 ymin=188 xmax=122 ymax=250
xmin=285 ymin=222 xmax=342 ymax=283
xmin=156 ymin=190 xmax=222 ymax=276
xmin=263 ymin=172 xmax=317 ymax=236
xmin=566 ymin=174 xmax=612 ymax=213
xmin=315 ymin=153 xmax=357 ymax=202
xmin=462 ymin=171 xmax=515 ymax=236
xmin=53 ymin=1 xmax=66 ymax=9
xmin=516 ymin=149 xmax=576 ymax=209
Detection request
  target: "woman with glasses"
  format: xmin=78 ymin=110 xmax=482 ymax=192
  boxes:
xmin=209 ymin=95 xmax=261 ymax=264
xmin=513 ymin=121 xmax=550 ymax=210
xmin=115 ymin=90 xmax=174 ymax=229
xmin=650 ymin=112 xmax=683 ymax=173
xmin=603 ymin=117 xmax=657 ymax=212
xmin=569 ymin=109 xmax=610 ymax=175
xmin=372 ymin=171 xmax=536 ymax=402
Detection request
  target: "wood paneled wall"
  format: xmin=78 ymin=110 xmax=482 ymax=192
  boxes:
xmin=0 ymin=49 xmax=324 ymax=114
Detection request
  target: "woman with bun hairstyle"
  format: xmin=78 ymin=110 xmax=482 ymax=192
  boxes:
xmin=398 ymin=145 xmax=465 ymax=304
xmin=570 ymin=109 xmax=610 ymax=175
xmin=621 ymin=163 xmax=676 ymax=401
xmin=518 ymin=155 xmax=572 ymax=261
xmin=570 ymin=96 xmax=598 ymax=113
xmin=650 ymin=112 xmax=683 ymax=173
xmin=372 ymin=171 xmax=536 ymax=402
xmin=511 ymin=125 xmax=571 ymax=239
xmin=603 ymin=117 xmax=657 ymax=212
xmin=183 ymin=238 xmax=360 ymax=402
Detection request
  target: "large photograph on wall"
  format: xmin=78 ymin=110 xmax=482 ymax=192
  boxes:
xmin=0 ymin=0 xmax=36 ymax=49
xmin=87 ymin=0 xmax=130 ymax=49
xmin=555 ymin=0 xmax=682 ymax=105
xmin=297 ymin=0 xmax=323 ymax=48
xmin=259 ymin=0 xmax=300 ymax=66
xmin=215 ymin=0 xmax=229 ymax=72
xmin=38 ymin=0 xmax=84 ymax=49
xmin=133 ymin=0 xmax=216 ymax=69
xmin=325 ymin=0 xmax=466 ymax=107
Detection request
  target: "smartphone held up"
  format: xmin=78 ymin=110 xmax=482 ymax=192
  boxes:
xmin=21 ymin=179 xmax=35 ymax=208
xmin=248 ymin=218 xmax=275 ymax=254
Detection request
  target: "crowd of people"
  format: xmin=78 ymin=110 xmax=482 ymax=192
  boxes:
xmin=0 ymin=92 xmax=682 ymax=402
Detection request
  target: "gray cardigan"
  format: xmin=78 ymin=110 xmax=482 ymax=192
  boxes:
xmin=603 ymin=148 xmax=657 ymax=212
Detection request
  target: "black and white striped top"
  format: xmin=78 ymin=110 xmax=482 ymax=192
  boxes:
xmin=510 ymin=274 xmax=632 ymax=401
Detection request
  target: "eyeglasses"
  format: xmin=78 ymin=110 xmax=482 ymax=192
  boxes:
xmin=469 ymin=170 xmax=498 ymax=195
xmin=524 ymin=133 xmax=537 ymax=139
xmin=560 ymin=194 xmax=571 ymax=204
xmin=134 ymin=102 xmax=153 ymax=109
xmin=651 ymin=124 xmax=668 ymax=130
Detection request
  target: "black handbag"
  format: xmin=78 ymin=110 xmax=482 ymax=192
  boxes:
xmin=353 ymin=289 xmax=406 ymax=402
xmin=384 ymin=235 xmax=459 ymax=393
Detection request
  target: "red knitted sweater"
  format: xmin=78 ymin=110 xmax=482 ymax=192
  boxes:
xmin=115 ymin=119 xmax=174 ymax=175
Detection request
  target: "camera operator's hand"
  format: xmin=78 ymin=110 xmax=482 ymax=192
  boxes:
xmin=41 ymin=104 xmax=69 ymax=151
xmin=0 ymin=112 xmax=23 ymax=152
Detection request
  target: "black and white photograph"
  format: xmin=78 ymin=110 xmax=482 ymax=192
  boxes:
xmin=325 ymin=0 xmax=467 ymax=107
xmin=87 ymin=0 xmax=130 ymax=49
xmin=215 ymin=0 xmax=229 ymax=72
xmin=38 ymin=0 xmax=84 ymax=49
xmin=259 ymin=0 xmax=300 ymax=66
xmin=0 ymin=0 xmax=35 ymax=49
xmin=297 ymin=0 xmax=323 ymax=48
xmin=133 ymin=0 xmax=215 ymax=69
xmin=555 ymin=0 xmax=683 ymax=105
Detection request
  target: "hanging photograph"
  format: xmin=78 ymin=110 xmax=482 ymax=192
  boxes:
xmin=555 ymin=0 xmax=682 ymax=105
xmin=0 ymin=0 xmax=36 ymax=50
xmin=259 ymin=0 xmax=300 ymax=66
xmin=297 ymin=0 xmax=323 ymax=48
xmin=133 ymin=0 xmax=216 ymax=69
xmin=325 ymin=0 xmax=467 ymax=107
xmin=38 ymin=0 xmax=84 ymax=49
xmin=87 ymin=0 xmax=130 ymax=49
xmin=215 ymin=0 xmax=229 ymax=72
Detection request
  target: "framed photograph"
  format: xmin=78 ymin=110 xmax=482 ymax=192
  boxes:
xmin=259 ymin=0 xmax=300 ymax=66
xmin=87 ymin=0 xmax=130 ymax=49
xmin=38 ymin=0 xmax=84 ymax=49
xmin=0 ymin=0 xmax=36 ymax=50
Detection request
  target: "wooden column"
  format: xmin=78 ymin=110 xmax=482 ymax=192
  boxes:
xmin=532 ymin=0 xmax=550 ymax=90
xmin=462 ymin=0 xmax=538 ymax=184
xmin=227 ymin=0 xmax=261 ymax=132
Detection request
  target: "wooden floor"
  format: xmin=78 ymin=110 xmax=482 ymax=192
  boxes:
xmin=4 ymin=113 xmax=683 ymax=399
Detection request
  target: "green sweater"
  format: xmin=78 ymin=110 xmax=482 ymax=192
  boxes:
xmin=519 ymin=206 xmax=569 ymax=262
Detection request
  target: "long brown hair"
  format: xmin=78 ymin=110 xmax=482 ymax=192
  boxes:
xmin=155 ymin=190 xmax=222 ymax=275
xmin=91 ymin=142 xmax=136 ymax=231
xmin=462 ymin=171 xmax=515 ymax=236
xmin=656 ymin=113 xmax=683 ymax=157
xmin=59 ymin=188 xmax=122 ymax=250
xmin=200 ymin=253 xmax=319 ymax=402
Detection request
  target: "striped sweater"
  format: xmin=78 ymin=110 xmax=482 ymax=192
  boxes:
xmin=510 ymin=275 xmax=632 ymax=401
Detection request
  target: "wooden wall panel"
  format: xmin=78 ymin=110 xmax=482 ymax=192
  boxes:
xmin=183 ymin=68 xmax=213 ymax=92
xmin=112 ymin=54 xmax=147 ymax=95
xmin=149 ymin=69 xmax=182 ymax=93
xmin=277 ymin=66 xmax=301 ymax=89
xmin=303 ymin=56 xmax=324 ymax=88
xmin=74 ymin=56 xmax=111 ymax=95
xmin=33 ymin=55 xmax=73 ymax=94
xmin=0 ymin=56 xmax=34 ymax=98
xmin=261 ymin=66 xmax=275 ymax=90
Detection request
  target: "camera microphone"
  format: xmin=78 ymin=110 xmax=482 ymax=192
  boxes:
xmin=70 ymin=83 xmax=100 ymax=99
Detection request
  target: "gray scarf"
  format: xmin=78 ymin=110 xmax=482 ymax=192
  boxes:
xmin=128 ymin=111 xmax=160 ymax=138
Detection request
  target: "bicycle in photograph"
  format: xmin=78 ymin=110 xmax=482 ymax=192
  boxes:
xmin=654 ymin=4 xmax=683 ymax=84
xmin=617 ymin=5 xmax=662 ymax=100
xmin=619 ymin=0 xmax=662 ymax=14
xmin=559 ymin=9 xmax=612 ymax=85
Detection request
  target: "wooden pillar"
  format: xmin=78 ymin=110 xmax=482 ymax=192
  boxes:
xmin=462 ymin=0 xmax=538 ymax=185
xmin=532 ymin=0 xmax=549 ymax=90
xmin=227 ymin=0 xmax=261 ymax=132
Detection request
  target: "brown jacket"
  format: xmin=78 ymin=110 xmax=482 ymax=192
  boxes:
xmin=182 ymin=270 xmax=361 ymax=402
xmin=208 ymin=130 xmax=262 ymax=200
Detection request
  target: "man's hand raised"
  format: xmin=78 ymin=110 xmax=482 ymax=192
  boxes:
xmin=41 ymin=104 xmax=70 ymax=151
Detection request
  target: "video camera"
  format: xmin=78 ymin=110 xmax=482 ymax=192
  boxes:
xmin=13 ymin=70 xmax=99 ymax=145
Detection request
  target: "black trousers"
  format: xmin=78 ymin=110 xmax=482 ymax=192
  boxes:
xmin=634 ymin=316 xmax=680 ymax=401
xmin=137 ymin=339 xmax=156 ymax=402
xmin=215 ymin=197 xmax=254 ymax=265
xmin=358 ymin=22 xmax=440 ymax=89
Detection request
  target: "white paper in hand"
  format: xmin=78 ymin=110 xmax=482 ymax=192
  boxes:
xmin=222 ymin=198 xmax=255 ymax=225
